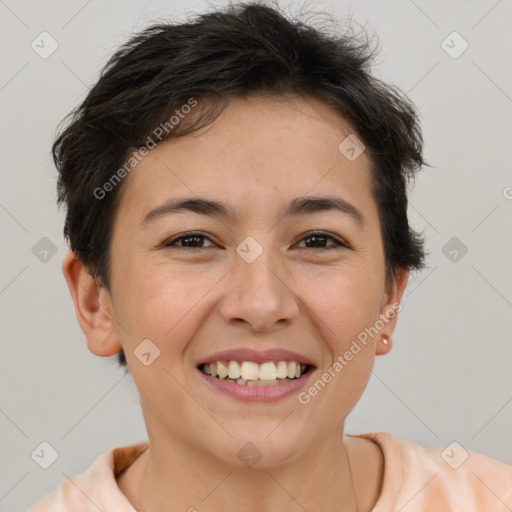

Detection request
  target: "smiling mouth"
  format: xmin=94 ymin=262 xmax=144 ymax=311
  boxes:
xmin=198 ymin=360 xmax=313 ymax=386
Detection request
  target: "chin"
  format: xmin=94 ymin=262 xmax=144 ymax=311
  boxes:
xmin=214 ymin=424 xmax=306 ymax=469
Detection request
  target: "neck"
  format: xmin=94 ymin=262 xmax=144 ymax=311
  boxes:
xmin=118 ymin=424 xmax=359 ymax=512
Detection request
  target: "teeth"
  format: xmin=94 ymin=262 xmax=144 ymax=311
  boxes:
xmin=243 ymin=378 xmax=292 ymax=386
xmin=208 ymin=362 xmax=218 ymax=378
xmin=240 ymin=361 xmax=259 ymax=380
xmin=217 ymin=361 xmax=229 ymax=379
xmin=200 ymin=360 xmax=310 ymax=382
xmin=276 ymin=361 xmax=288 ymax=378
xmin=259 ymin=362 xmax=277 ymax=380
xmin=228 ymin=360 xmax=241 ymax=379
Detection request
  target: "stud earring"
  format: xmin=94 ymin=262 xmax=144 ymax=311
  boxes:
xmin=382 ymin=334 xmax=391 ymax=345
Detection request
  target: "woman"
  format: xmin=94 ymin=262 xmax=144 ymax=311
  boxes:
xmin=28 ymin=1 xmax=512 ymax=510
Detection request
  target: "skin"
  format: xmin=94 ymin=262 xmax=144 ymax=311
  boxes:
xmin=63 ymin=93 xmax=409 ymax=512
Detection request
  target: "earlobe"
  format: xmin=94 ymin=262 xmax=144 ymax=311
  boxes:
xmin=62 ymin=251 xmax=123 ymax=357
xmin=375 ymin=333 xmax=392 ymax=356
xmin=375 ymin=267 xmax=409 ymax=356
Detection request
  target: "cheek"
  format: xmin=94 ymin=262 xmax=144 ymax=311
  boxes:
xmin=118 ymin=260 xmax=226 ymax=353
xmin=296 ymin=267 xmax=380 ymax=414
xmin=298 ymin=262 xmax=384 ymax=345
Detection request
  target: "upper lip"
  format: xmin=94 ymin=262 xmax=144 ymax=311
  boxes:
xmin=197 ymin=348 xmax=317 ymax=367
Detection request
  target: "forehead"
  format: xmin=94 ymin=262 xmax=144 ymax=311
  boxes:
xmin=114 ymin=94 xmax=376 ymax=225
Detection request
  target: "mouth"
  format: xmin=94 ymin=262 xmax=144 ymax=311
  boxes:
xmin=197 ymin=360 xmax=314 ymax=387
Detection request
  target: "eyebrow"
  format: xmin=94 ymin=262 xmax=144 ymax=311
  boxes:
xmin=141 ymin=195 xmax=366 ymax=228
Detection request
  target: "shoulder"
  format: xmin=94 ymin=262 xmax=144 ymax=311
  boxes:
xmin=405 ymin=436 xmax=512 ymax=509
xmin=351 ymin=431 xmax=512 ymax=511
xmin=26 ymin=441 xmax=149 ymax=512
xmin=26 ymin=470 xmax=89 ymax=512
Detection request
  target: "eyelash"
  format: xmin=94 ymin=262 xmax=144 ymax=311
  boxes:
xmin=162 ymin=231 xmax=349 ymax=251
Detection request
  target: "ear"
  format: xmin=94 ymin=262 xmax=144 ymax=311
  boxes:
xmin=62 ymin=251 xmax=123 ymax=357
xmin=375 ymin=267 xmax=409 ymax=356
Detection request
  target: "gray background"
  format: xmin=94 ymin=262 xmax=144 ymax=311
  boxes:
xmin=1 ymin=0 xmax=511 ymax=510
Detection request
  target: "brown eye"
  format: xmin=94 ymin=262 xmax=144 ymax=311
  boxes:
xmin=296 ymin=232 xmax=347 ymax=250
xmin=164 ymin=232 xmax=216 ymax=249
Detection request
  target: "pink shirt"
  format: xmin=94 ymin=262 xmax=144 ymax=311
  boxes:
xmin=27 ymin=431 xmax=512 ymax=511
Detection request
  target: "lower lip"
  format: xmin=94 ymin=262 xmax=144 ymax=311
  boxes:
xmin=197 ymin=367 xmax=315 ymax=402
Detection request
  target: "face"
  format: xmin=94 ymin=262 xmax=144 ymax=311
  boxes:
xmin=72 ymin=94 xmax=408 ymax=468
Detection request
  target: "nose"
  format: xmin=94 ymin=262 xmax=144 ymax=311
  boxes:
xmin=219 ymin=246 xmax=300 ymax=333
